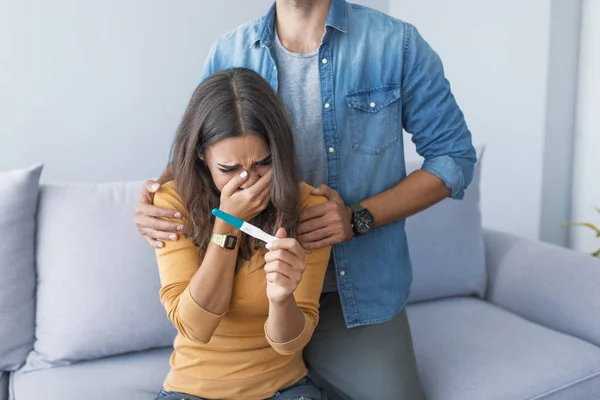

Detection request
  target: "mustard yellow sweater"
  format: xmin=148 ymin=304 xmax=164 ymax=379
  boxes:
xmin=154 ymin=181 xmax=331 ymax=400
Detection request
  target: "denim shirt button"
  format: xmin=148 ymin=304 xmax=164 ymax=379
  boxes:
xmin=369 ymin=101 xmax=376 ymax=108
xmin=324 ymin=103 xmax=330 ymax=109
xmin=322 ymin=58 xmax=328 ymax=64
xmin=339 ymin=270 xmax=345 ymax=276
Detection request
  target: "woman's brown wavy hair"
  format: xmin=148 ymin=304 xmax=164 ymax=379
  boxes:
xmin=170 ymin=68 xmax=301 ymax=260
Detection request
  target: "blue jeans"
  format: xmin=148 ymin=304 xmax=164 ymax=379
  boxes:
xmin=156 ymin=376 xmax=327 ymax=400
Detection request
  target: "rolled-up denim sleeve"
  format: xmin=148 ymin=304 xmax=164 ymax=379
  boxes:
xmin=401 ymin=24 xmax=476 ymax=200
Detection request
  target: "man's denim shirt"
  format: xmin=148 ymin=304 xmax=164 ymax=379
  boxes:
xmin=199 ymin=0 xmax=477 ymax=328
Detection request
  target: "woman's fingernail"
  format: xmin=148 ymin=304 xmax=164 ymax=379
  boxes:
xmin=155 ymin=242 xmax=164 ymax=248
xmin=151 ymin=183 xmax=160 ymax=191
xmin=174 ymin=212 xmax=182 ymax=218
xmin=240 ymin=171 xmax=248 ymax=179
xmin=169 ymin=234 xmax=178 ymax=241
xmin=266 ymin=243 xmax=272 ymax=250
xmin=177 ymin=225 xmax=184 ymax=231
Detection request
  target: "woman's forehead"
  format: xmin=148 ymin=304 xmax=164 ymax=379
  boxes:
xmin=206 ymin=136 xmax=269 ymax=163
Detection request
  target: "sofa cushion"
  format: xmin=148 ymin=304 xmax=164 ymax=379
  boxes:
xmin=0 ymin=165 xmax=43 ymax=371
xmin=407 ymin=298 xmax=600 ymax=400
xmin=405 ymin=149 xmax=485 ymax=303
xmin=13 ymin=347 xmax=171 ymax=400
xmin=23 ymin=182 xmax=176 ymax=372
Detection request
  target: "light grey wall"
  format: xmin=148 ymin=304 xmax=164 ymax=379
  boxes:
xmin=392 ymin=0 xmax=580 ymax=241
xmin=0 ymin=0 xmax=274 ymax=183
xmin=356 ymin=0 xmax=388 ymax=12
xmin=540 ymin=0 xmax=583 ymax=246
xmin=0 ymin=0 xmax=386 ymax=183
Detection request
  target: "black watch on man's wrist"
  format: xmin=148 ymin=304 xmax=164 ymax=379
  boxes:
xmin=349 ymin=203 xmax=375 ymax=237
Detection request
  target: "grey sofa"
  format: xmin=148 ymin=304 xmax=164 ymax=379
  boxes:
xmin=2 ymin=158 xmax=600 ymax=400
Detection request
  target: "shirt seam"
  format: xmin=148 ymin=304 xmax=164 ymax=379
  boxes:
xmin=401 ymin=23 xmax=413 ymax=95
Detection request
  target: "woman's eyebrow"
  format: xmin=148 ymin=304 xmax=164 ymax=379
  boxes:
xmin=217 ymin=162 xmax=239 ymax=169
xmin=256 ymin=154 xmax=271 ymax=164
xmin=217 ymin=154 xmax=271 ymax=169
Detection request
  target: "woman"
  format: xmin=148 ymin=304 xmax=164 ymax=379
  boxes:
xmin=153 ymin=68 xmax=331 ymax=400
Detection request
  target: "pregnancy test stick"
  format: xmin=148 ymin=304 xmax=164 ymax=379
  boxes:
xmin=212 ymin=208 xmax=277 ymax=245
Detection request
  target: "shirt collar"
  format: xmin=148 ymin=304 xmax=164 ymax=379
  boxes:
xmin=252 ymin=0 xmax=348 ymax=48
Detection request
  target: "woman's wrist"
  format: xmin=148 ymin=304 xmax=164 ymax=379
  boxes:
xmin=266 ymin=295 xmax=304 ymax=344
xmin=268 ymin=293 xmax=296 ymax=308
xmin=219 ymin=203 xmax=262 ymax=225
xmin=212 ymin=218 xmax=240 ymax=236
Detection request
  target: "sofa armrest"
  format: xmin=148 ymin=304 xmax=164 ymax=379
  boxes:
xmin=484 ymin=228 xmax=600 ymax=347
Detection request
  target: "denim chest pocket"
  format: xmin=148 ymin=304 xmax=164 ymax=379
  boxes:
xmin=346 ymin=85 xmax=401 ymax=155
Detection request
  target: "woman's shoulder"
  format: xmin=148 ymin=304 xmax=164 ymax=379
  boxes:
xmin=299 ymin=182 xmax=327 ymax=211
xmin=153 ymin=180 xmax=183 ymax=211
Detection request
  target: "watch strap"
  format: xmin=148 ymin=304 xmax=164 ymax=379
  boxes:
xmin=349 ymin=202 xmax=365 ymax=213
xmin=210 ymin=233 xmax=239 ymax=250
xmin=349 ymin=202 xmax=374 ymax=237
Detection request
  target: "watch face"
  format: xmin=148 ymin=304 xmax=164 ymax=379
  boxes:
xmin=224 ymin=235 xmax=238 ymax=250
xmin=354 ymin=209 xmax=374 ymax=235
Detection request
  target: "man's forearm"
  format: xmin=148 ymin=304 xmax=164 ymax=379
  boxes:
xmin=157 ymin=164 xmax=174 ymax=185
xmin=361 ymin=170 xmax=451 ymax=228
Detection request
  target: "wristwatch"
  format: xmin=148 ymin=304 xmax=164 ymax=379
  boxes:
xmin=210 ymin=233 xmax=239 ymax=250
xmin=349 ymin=203 xmax=375 ymax=237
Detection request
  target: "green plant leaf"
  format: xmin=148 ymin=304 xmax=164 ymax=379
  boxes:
xmin=562 ymin=222 xmax=600 ymax=237
xmin=592 ymin=248 xmax=600 ymax=258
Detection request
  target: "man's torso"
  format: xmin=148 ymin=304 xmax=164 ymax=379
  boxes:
xmin=201 ymin=0 xmax=419 ymax=327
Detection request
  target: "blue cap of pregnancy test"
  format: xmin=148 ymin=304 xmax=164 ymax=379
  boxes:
xmin=212 ymin=208 xmax=244 ymax=229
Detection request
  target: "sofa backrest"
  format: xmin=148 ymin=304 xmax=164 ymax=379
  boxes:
xmin=405 ymin=151 xmax=486 ymax=304
xmin=0 ymin=165 xmax=42 ymax=371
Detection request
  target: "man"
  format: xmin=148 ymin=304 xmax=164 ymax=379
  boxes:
xmin=135 ymin=1 xmax=476 ymax=399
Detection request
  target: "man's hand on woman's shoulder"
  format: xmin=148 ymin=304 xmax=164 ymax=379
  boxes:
xmin=134 ymin=180 xmax=184 ymax=249
xmin=297 ymin=184 xmax=353 ymax=250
